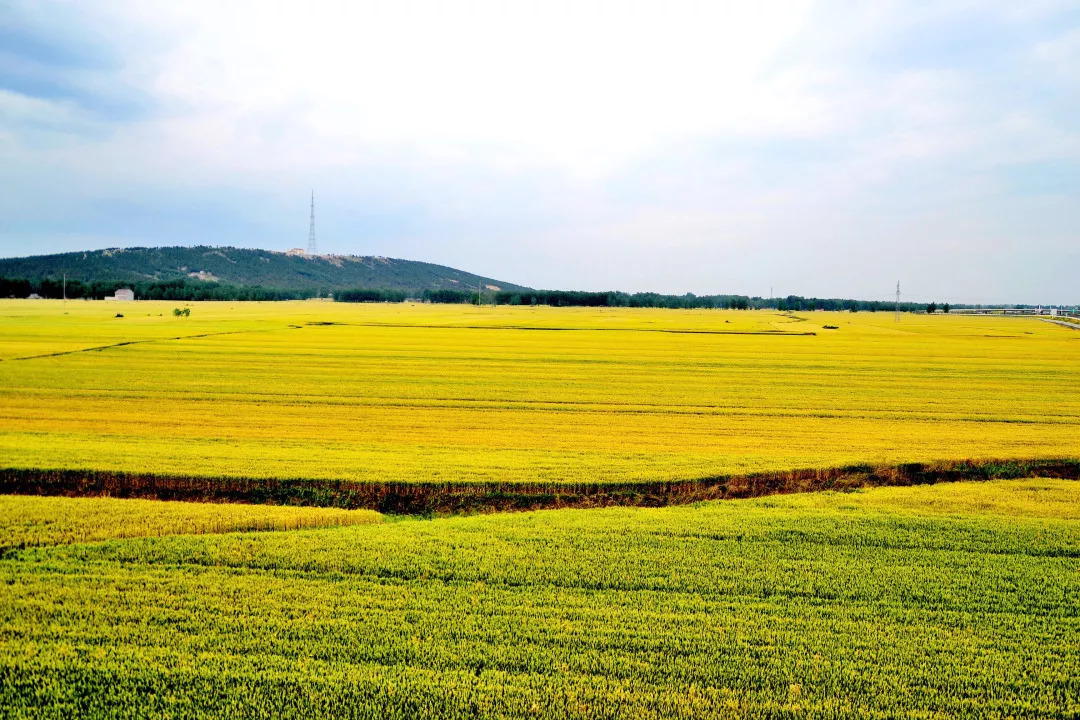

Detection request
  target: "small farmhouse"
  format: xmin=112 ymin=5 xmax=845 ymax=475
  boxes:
xmin=105 ymin=288 xmax=135 ymax=301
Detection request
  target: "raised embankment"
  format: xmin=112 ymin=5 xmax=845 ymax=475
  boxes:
xmin=2 ymin=459 xmax=1078 ymax=515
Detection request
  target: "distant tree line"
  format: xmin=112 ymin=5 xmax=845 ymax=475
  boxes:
xmin=335 ymin=288 xmax=934 ymax=312
xmin=337 ymin=288 xmax=487 ymax=304
xmin=338 ymin=287 xmax=939 ymax=311
xmin=0 ymin=276 xmax=324 ymax=301
xmin=13 ymin=275 xmax=1067 ymax=314
xmin=336 ymin=288 xmax=410 ymax=303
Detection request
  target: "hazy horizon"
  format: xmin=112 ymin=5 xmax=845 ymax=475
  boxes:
xmin=2 ymin=1 xmax=1078 ymax=304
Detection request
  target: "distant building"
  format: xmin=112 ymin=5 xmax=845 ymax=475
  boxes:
xmin=26 ymin=293 xmax=42 ymax=300
xmin=105 ymin=288 xmax=135 ymax=301
xmin=285 ymin=248 xmax=307 ymax=256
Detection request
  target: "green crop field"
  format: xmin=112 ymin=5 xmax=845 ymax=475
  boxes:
xmin=0 ymin=494 xmax=380 ymax=549
xmin=1 ymin=479 xmax=1078 ymax=718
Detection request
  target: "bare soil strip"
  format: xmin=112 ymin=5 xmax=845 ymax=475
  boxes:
xmin=1 ymin=459 xmax=1077 ymax=515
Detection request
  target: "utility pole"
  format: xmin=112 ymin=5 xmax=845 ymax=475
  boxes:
xmin=895 ymin=281 xmax=901 ymax=323
xmin=62 ymin=273 xmax=66 ymax=301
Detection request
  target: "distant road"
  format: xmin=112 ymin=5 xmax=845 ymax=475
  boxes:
xmin=1040 ymin=318 xmax=1080 ymax=331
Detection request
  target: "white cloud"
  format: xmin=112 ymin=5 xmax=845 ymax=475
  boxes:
xmin=0 ymin=89 xmax=89 ymax=133
xmin=1035 ymin=26 xmax=1080 ymax=81
xmin=74 ymin=0 xmax=821 ymax=177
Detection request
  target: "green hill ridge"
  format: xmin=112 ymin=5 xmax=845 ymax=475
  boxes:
xmin=0 ymin=246 xmax=528 ymax=293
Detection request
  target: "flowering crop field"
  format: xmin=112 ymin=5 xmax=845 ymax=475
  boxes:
xmin=1 ymin=300 xmax=1078 ymax=485
xmin=0 ymin=494 xmax=380 ymax=549
xmin=2 ymin=300 xmax=1079 ymax=717
xmin=1 ymin=479 xmax=1077 ymax=718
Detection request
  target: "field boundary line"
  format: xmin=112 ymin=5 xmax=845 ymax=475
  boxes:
xmin=1039 ymin=318 xmax=1080 ymax=331
xmin=305 ymin=321 xmax=817 ymax=336
xmin=9 ymin=328 xmax=273 ymax=361
xmin=1 ymin=458 xmax=1077 ymax=515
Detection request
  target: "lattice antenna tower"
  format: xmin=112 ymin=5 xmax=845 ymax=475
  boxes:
xmin=307 ymin=191 xmax=317 ymax=255
xmin=894 ymin=281 xmax=901 ymax=323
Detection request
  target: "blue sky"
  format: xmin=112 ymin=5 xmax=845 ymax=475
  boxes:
xmin=1 ymin=0 xmax=1078 ymax=303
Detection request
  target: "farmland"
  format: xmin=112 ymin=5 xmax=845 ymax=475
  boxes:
xmin=0 ymin=495 xmax=380 ymax=549
xmin=1 ymin=300 xmax=1079 ymax=717
xmin=1 ymin=479 xmax=1078 ymax=718
xmin=1 ymin=300 xmax=1079 ymax=489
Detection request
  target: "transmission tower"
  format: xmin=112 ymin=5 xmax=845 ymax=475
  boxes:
xmin=307 ymin=191 xmax=317 ymax=255
xmin=894 ymin=281 xmax=901 ymax=323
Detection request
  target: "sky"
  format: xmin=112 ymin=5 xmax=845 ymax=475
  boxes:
xmin=1 ymin=1 xmax=1078 ymax=303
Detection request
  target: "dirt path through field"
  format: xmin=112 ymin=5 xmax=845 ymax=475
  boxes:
xmin=1040 ymin=318 xmax=1080 ymax=331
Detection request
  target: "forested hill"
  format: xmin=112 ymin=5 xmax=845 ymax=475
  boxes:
xmin=0 ymin=246 xmax=528 ymax=293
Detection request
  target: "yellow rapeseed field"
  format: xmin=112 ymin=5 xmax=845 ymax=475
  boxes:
xmin=1 ymin=299 xmax=1078 ymax=484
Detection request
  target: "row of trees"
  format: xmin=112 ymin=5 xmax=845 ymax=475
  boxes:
xmin=1 ymin=276 xmax=324 ymax=301
xmin=495 ymin=290 xmax=931 ymax=312
xmin=9 ymin=276 xmax=1013 ymax=315
xmin=489 ymin=290 xmax=752 ymax=309
xmin=336 ymin=288 xmax=410 ymax=303
xmin=335 ymin=288 xmax=932 ymax=312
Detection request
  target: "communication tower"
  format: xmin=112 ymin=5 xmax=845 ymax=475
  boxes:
xmin=307 ymin=191 xmax=317 ymax=256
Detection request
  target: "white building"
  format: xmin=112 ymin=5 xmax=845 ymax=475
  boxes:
xmin=105 ymin=288 xmax=135 ymax=301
